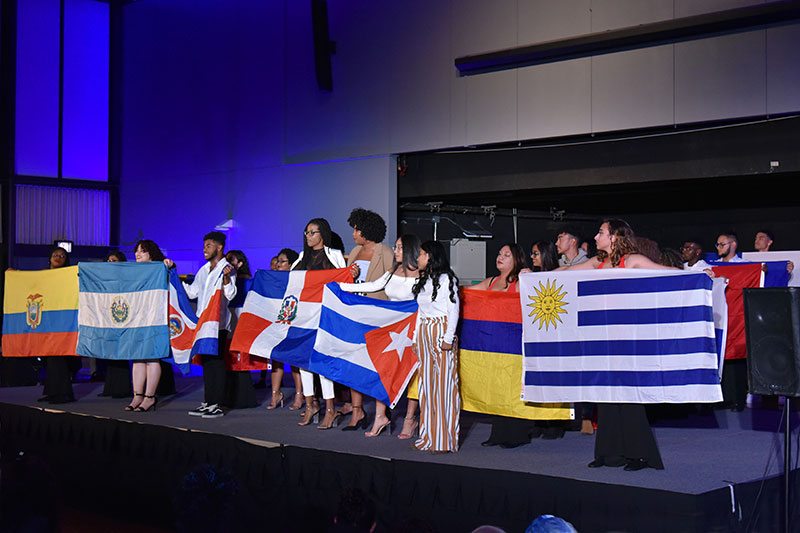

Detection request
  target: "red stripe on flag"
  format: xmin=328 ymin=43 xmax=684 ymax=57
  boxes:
xmin=299 ymin=269 xmax=353 ymax=302
xmin=1 ymin=331 xmax=79 ymax=357
xmin=229 ymin=312 xmax=274 ymax=354
xmin=460 ymin=288 xmax=522 ymax=323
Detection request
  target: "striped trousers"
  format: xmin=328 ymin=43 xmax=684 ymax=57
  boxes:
xmin=415 ymin=316 xmax=460 ymax=452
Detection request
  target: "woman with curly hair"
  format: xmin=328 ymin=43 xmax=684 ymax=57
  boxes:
xmin=412 ymin=241 xmax=460 ymax=452
xmin=559 ymin=218 xmax=674 ymax=471
xmin=339 ymin=208 xmax=395 ymax=432
xmin=292 ymin=218 xmax=346 ymax=429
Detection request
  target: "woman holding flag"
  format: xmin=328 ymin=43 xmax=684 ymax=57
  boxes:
xmin=339 ymin=233 xmax=422 ymax=437
xmin=412 ymin=241 xmax=460 ymax=452
xmin=559 ymin=218 xmax=673 ymax=471
xmin=292 ymin=218 xmax=346 ymax=429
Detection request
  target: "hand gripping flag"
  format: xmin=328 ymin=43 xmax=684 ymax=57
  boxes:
xmin=311 ymin=283 xmax=419 ymax=408
xmin=459 ymin=289 xmax=571 ymax=420
xmin=520 ymin=269 xmax=723 ymax=404
xmin=709 ymin=262 xmax=764 ymax=360
xmin=229 ymin=268 xmax=352 ymax=367
xmin=2 ymin=266 xmax=79 ymax=356
xmin=168 ymin=268 xmax=221 ymax=364
xmin=77 ymin=262 xmax=170 ymax=359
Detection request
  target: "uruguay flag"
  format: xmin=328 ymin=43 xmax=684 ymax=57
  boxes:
xmin=311 ymin=283 xmax=419 ymax=408
xmin=520 ymin=269 xmax=723 ymax=404
xmin=76 ymin=262 xmax=169 ymax=360
xmin=229 ymin=268 xmax=352 ymax=367
xmin=168 ymin=268 xmax=220 ymax=364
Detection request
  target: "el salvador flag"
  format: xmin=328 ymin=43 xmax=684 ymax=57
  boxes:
xmin=519 ymin=269 xmax=724 ymax=404
xmin=76 ymin=262 xmax=169 ymax=360
xmin=311 ymin=283 xmax=419 ymax=408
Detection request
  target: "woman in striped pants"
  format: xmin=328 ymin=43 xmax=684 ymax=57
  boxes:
xmin=412 ymin=241 xmax=460 ymax=453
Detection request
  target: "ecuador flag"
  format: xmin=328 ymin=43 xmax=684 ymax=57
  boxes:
xmin=2 ymin=266 xmax=79 ymax=356
xmin=459 ymin=289 xmax=571 ymax=420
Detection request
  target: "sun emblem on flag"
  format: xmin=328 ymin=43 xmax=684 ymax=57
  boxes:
xmin=526 ymin=279 xmax=568 ymax=330
xmin=276 ymin=295 xmax=299 ymax=324
xmin=26 ymin=293 xmax=44 ymax=329
xmin=168 ymin=314 xmax=184 ymax=338
xmin=110 ymin=296 xmax=130 ymax=326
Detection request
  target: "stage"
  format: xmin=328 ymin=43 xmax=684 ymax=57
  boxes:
xmin=0 ymin=375 xmax=796 ymax=532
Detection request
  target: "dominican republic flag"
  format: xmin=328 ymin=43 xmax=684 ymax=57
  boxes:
xmin=168 ymin=268 xmax=220 ymax=364
xmin=311 ymin=283 xmax=418 ymax=408
xmin=76 ymin=262 xmax=170 ymax=360
xmin=519 ymin=269 xmax=723 ymax=404
xmin=458 ymin=289 xmax=571 ymax=420
xmin=2 ymin=266 xmax=79 ymax=357
xmin=708 ymin=262 xmax=764 ymax=360
xmin=229 ymin=268 xmax=352 ymax=367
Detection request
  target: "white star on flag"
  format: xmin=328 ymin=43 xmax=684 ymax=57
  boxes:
xmin=383 ymin=324 xmax=413 ymax=362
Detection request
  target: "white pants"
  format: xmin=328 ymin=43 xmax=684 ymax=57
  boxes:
xmin=299 ymin=368 xmax=335 ymax=400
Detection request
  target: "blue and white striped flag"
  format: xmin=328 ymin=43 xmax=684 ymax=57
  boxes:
xmin=76 ymin=262 xmax=170 ymax=360
xmin=519 ymin=269 xmax=723 ymax=404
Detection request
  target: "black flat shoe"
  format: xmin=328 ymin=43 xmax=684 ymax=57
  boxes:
xmin=623 ymin=458 xmax=649 ymax=471
xmin=588 ymin=459 xmax=605 ymax=468
xmin=481 ymin=439 xmax=498 ymax=447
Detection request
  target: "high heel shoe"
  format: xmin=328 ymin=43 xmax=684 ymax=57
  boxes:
xmin=266 ymin=390 xmax=284 ymax=410
xmin=125 ymin=393 xmax=144 ymax=412
xmin=288 ymin=392 xmax=304 ymax=411
xmin=298 ymin=404 xmax=320 ymax=426
xmin=318 ymin=407 xmax=338 ymax=430
xmin=365 ymin=414 xmax=392 ymax=437
xmin=134 ymin=395 xmax=157 ymax=412
xmin=341 ymin=405 xmax=369 ymax=431
xmin=397 ymin=416 xmax=418 ymax=439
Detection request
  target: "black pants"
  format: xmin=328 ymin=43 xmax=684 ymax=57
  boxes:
xmin=201 ymin=333 xmax=228 ymax=406
xmin=42 ymin=356 xmax=75 ymax=399
xmin=721 ymin=359 xmax=748 ymax=409
xmin=102 ymin=359 xmax=132 ymax=398
xmin=595 ymin=403 xmax=663 ymax=469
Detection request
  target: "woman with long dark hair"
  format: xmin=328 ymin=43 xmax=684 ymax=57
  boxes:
xmin=560 ymin=218 xmax=674 ymax=471
xmin=292 ymin=218 xmax=346 ymax=429
xmin=412 ymin=241 xmax=460 ymax=452
xmin=339 ymin=233 xmax=422 ymax=437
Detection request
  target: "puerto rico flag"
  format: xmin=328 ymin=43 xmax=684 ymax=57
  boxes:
xmin=311 ymin=283 xmax=418 ymax=408
xmin=229 ymin=268 xmax=352 ymax=368
xmin=520 ymin=269 xmax=723 ymax=404
xmin=168 ymin=268 xmax=220 ymax=364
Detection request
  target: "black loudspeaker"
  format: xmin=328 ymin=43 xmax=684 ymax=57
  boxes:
xmin=744 ymin=287 xmax=800 ymax=397
xmin=311 ymin=0 xmax=335 ymax=91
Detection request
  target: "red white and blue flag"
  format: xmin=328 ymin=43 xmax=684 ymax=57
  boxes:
xmin=311 ymin=283 xmax=419 ymax=408
xmin=229 ymin=268 xmax=352 ymax=368
xmin=168 ymin=268 xmax=220 ymax=365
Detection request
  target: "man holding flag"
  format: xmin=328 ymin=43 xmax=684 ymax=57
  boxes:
xmin=165 ymin=231 xmax=236 ymax=419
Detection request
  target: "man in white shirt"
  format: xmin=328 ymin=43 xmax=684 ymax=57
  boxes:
xmin=681 ymin=240 xmax=710 ymax=271
xmin=715 ymin=233 xmax=743 ymax=263
xmin=167 ymin=231 xmax=236 ymax=418
xmin=556 ymin=229 xmax=588 ymax=267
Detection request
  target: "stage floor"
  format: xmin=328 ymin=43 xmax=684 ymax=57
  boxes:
xmin=0 ymin=374 xmax=792 ymax=496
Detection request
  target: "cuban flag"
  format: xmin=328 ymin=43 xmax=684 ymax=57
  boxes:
xmin=168 ymin=268 xmax=221 ymax=364
xmin=311 ymin=283 xmax=419 ymax=408
xmin=229 ymin=268 xmax=352 ymax=367
xmin=76 ymin=262 xmax=169 ymax=360
xmin=519 ymin=269 xmax=723 ymax=404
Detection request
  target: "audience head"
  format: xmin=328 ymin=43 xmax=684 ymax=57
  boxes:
xmin=104 ymin=250 xmax=127 ymax=262
xmin=531 ymin=240 xmax=558 ymax=272
xmin=225 ymin=250 xmax=251 ymax=278
xmin=276 ymin=248 xmax=299 ymax=271
xmin=48 ymin=246 xmax=70 ymax=269
xmin=393 ymin=234 xmax=421 ymax=273
xmin=715 ymin=232 xmax=738 ymax=260
xmin=680 ymin=241 xmax=703 ymax=265
xmin=333 ymin=487 xmax=376 ymax=532
xmin=348 ymin=208 xmax=387 ymax=245
xmin=135 ymin=239 xmax=165 ymax=263
xmin=525 ymin=514 xmax=577 ymax=533
xmin=754 ymin=230 xmax=774 ymax=252
xmin=270 ymin=256 xmax=279 ymax=270
xmin=495 ymin=243 xmax=527 ymax=282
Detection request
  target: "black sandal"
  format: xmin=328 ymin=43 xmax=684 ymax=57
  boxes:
xmin=125 ymin=393 xmax=144 ymax=412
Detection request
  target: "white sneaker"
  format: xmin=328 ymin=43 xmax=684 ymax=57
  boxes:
xmin=188 ymin=402 xmax=209 ymax=416
xmin=201 ymin=404 xmax=224 ymax=419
